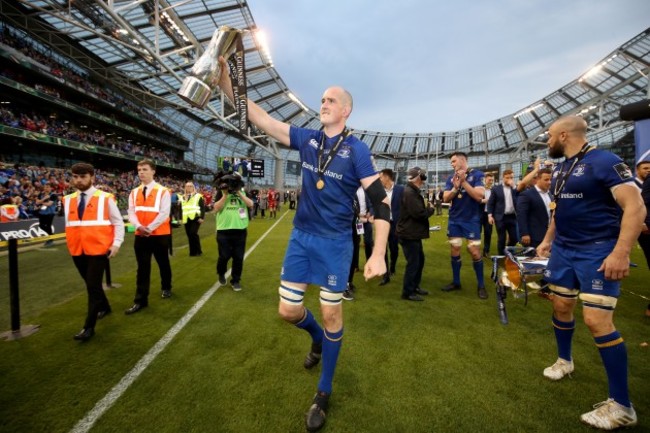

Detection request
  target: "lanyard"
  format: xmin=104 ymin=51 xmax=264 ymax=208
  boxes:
xmin=550 ymin=142 xmax=592 ymax=210
xmin=316 ymin=128 xmax=349 ymax=189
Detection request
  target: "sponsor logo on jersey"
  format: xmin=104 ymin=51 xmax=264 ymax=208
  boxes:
xmin=308 ymin=139 xmax=319 ymax=149
xmin=613 ymin=162 xmax=633 ymax=181
xmin=559 ymin=192 xmax=583 ymax=199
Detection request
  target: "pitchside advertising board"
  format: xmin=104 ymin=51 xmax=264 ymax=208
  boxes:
xmin=0 ymin=217 xmax=65 ymax=242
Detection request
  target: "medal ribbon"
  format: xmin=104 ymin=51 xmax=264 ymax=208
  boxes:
xmin=551 ymin=142 xmax=592 ymax=212
xmin=317 ymin=128 xmax=349 ymax=184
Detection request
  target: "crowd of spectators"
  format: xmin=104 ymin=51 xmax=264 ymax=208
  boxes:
xmin=0 ymin=26 xmax=180 ymax=137
xmin=0 ymin=161 xmax=215 ymax=219
xmin=0 ymin=105 xmax=200 ymax=171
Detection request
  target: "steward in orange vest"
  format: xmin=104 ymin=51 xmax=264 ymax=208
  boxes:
xmin=65 ymin=163 xmax=125 ymax=342
xmin=125 ymin=159 xmax=173 ymax=314
xmin=64 ymin=190 xmax=117 ymax=255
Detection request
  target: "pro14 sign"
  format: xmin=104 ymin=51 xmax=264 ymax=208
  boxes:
xmin=250 ymin=159 xmax=265 ymax=178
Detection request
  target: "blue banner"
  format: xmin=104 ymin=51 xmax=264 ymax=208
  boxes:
xmin=635 ymin=118 xmax=650 ymax=165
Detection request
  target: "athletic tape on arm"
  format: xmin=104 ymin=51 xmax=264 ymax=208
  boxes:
xmin=366 ymin=178 xmax=390 ymax=222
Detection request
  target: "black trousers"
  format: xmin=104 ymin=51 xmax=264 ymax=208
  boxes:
xmin=384 ymin=222 xmax=399 ymax=275
xmin=400 ymin=238 xmax=425 ymax=298
xmin=216 ymin=229 xmax=247 ymax=283
xmin=72 ymin=254 xmax=110 ymax=330
xmin=184 ymin=219 xmax=202 ymax=256
xmin=481 ymin=211 xmax=492 ymax=254
xmin=134 ymin=234 xmax=172 ymax=305
xmin=348 ymin=226 xmax=361 ymax=284
xmin=362 ymin=221 xmax=374 ymax=261
xmin=496 ymin=214 xmax=518 ymax=255
xmin=39 ymin=213 xmax=54 ymax=235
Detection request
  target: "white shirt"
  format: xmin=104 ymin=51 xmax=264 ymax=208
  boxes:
xmin=357 ymin=187 xmax=368 ymax=215
xmin=385 ymin=183 xmax=394 ymax=221
xmin=503 ymin=186 xmax=515 ymax=214
xmin=535 ymin=185 xmax=552 ymax=218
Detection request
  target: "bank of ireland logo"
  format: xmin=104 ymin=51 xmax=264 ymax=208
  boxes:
xmin=327 ymin=274 xmax=337 ymax=286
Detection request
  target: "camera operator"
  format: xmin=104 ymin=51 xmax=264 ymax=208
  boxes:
xmin=214 ymin=172 xmax=253 ymax=291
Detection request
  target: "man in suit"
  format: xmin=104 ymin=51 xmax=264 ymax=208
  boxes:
xmin=378 ymin=168 xmax=403 ymax=285
xmin=480 ymin=173 xmax=494 ymax=257
xmin=487 ymin=169 xmax=518 ymax=255
xmin=639 ymin=176 xmax=650 ymax=317
xmin=517 ymin=168 xmax=552 ymax=248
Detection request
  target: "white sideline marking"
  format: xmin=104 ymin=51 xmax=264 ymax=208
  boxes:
xmin=70 ymin=213 xmax=289 ymax=433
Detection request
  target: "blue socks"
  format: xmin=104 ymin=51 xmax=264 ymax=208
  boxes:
xmin=451 ymin=255 xmax=461 ymax=285
xmin=294 ymin=308 xmax=323 ymax=346
xmin=595 ymin=331 xmax=630 ymax=407
xmin=318 ymin=328 xmax=343 ymax=394
xmin=472 ymin=259 xmax=484 ymax=288
xmin=552 ymin=316 xmax=575 ymax=361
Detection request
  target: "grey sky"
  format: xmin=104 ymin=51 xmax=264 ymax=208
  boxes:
xmin=247 ymin=0 xmax=650 ymax=133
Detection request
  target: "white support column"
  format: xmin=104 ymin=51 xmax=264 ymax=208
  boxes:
xmin=274 ymin=157 xmax=284 ymax=190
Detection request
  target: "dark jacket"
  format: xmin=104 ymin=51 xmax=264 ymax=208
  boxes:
xmin=397 ymin=182 xmax=434 ymax=240
xmin=516 ymin=187 xmax=550 ymax=247
xmin=643 ymin=176 xmax=650 ymax=228
xmin=486 ymin=184 xmax=518 ymax=222
xmin=389 ymin=183 xmax=404 ymax=225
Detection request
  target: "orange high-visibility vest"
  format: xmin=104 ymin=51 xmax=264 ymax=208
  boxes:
xmin=130 ymin=184 xmax=170 ymax=236
xmin=64 ymin=190 xmax=115 ymax=256
xmin=0 ymin=204 xmax=19 ymax=222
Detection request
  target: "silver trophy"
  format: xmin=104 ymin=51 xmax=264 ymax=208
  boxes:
xmin=178 ymin=26 xmax=241 ymax=109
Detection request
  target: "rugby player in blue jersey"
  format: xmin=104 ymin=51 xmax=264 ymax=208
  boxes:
xmin=218 ymin=58 xmax=390 ymax=432
xmin=442 ymin=152 xmax=488 ymax=299
xmin=537 ymin=116 xmax=645 ymax=430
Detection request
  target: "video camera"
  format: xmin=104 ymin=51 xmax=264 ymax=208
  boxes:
xmin=214 ymin=170 xmax=245 ymax=194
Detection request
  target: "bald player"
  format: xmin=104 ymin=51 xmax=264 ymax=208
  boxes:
xmin=218 ymin=59 xmax=390 ymax=432
xmin=537 ymin=116 xmax=645 ymax=430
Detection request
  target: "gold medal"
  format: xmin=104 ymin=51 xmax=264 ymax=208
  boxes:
xmin=549 ymin=201 xmax=556 ymax=210
xmin=457 ymin=193 xmax=463 ymax=199
xmin=316 ymin=179 xmax=325 ymax=190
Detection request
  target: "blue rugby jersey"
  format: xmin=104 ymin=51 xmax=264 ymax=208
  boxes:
xmin=445 ymin=168 xmax=485 ymax=222
xmin=289 ymin=126 xmax=376 ymax=240
xmin=551 ymin=148 xmax=633 ymax=249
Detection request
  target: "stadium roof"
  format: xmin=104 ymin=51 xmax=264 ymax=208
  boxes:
xmin=2 ymin=0 xmax=649 ymax=167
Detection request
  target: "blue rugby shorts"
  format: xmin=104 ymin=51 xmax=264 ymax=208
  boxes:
xmin=447 ymin=220 xmax=481 ymax=240
xmin=543 ymin=241 xmax=620 ymax=297
xmin=281 ymin=229 xmax=352 ymax=292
